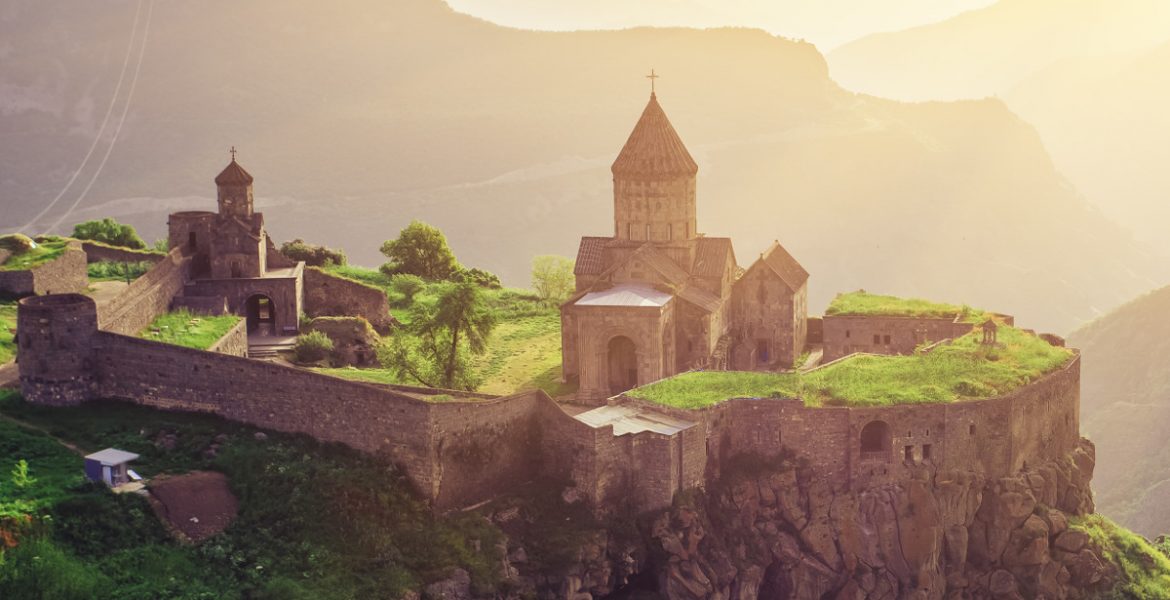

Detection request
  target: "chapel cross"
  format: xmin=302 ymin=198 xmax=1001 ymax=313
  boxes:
xmin=646 ymin=69 xmax=660 ymax=94
xmin=230 ymin=146 xmax=238 ymax=161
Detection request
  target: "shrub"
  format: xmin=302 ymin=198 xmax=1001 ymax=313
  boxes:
xmin=456 ymin=267 xmax=502 ymax=289
xmin=0 ymin=234 xmax=35 ymax=253
xmin=390 ymin=274 xmax=426 ymax=304
xmin=280 ymin=239 xmax=347 ymax=267
xmin=71 ymin=218 xmax=146 ymax=250
xmin=294 ymin=331 xmax=334 ymax=364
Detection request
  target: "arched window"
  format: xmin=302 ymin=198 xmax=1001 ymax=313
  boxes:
xmin=860 ymin=420 xmax=892 ymax=461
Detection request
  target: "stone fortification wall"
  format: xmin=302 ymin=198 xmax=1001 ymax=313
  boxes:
xmin=207 ymin=319 xmax=248 ymax=357
xmin=0 ymin=242 xmax=88 ymax=297
xmin=171 ymin=296 xmax=229 ymax=315
xmin=822 ymin=314 xmax=976 ymax=362
xmin=97 ymin=248 xmax=191 ymax=335
xmin=80 ymin=241 xmax=164 ymax=265
xmin=302 ymin=267 xmax=396 ymax=333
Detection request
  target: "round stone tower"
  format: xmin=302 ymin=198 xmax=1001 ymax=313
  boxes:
xmin=611 ymin=92 xmax=699 ymax=243
xmin=17 ymin=294 xmax=99 ymax=406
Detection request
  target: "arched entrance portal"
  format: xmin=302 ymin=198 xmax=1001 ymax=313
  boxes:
xmin=607 ymin=336 xmax=638 ymax=396
xmin=246 ymin=294 xmax=275 ymax=335
xmin=859 ymin=420 xmax=892 ymax=461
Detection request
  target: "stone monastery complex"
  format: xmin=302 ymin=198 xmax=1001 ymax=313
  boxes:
xmin=12 ymin=91 xmax=1085 ymax=522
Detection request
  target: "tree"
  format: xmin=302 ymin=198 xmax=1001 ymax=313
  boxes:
xmin=379 ymin=221 xmax=460 ymax=280
xmin=380 ymin=282 xmax=495 ymax=390
xmin=390 ymin=274 xmax=425 ymax=304
xmin=280 ymin=239 xmax=347 ymax=267
xmin=71 ymin=218 xmax=146 ymax=250
xmin=455 ymin=267 xmax=502 ymax=289
xmin=531 ymin=255 xmax=576 ymax=301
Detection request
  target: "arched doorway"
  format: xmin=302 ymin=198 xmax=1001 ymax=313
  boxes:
xmin=859 ymin=420 xmax=892 ymax=461
xmin=607 ymin=336 xmax=638 ymax=395
xmin=246 ymin=294 xmax=275 ymax=335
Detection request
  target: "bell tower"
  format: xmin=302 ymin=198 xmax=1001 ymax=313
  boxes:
xmin=215 ymin=146 xmax=255 ymax=219
xmin=611 ymin=78 xmax=698 ymax=244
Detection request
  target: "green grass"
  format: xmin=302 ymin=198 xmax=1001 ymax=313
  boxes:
xmin=0 ymin=239 xmax=70 ymax=272
xmin=0 ymin=390 xmax=508 ymax=599
xmin=140 ymin=309 xmax=241 ymax=350
xmin=0 ymin=300 xmax=15 ymax=364
xmin=825 ymin=290 xmax=990 ymax=322
xmin=86 ymin=260 xmax=153 ymax=282
xmin=1072 ymin=514 xmax=1170 ymax=599
xmin=627 ymin=326 xmax=1072 ymax=409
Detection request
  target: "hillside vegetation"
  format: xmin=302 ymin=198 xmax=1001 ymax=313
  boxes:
xmin=139 ymin=310 xmax=242 ymax=351
xmin=628 ymin=326 xmax=1071 ymax=409
xmin=825 ymin=290 xmax=988 ymax=321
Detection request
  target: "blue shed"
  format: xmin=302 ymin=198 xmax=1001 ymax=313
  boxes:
xmin=84 ymin=448 xmax=140 ymax=487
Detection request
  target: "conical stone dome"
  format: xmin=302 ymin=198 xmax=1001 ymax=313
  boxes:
xmin=611 ymin=93 xmax=698 ymax=178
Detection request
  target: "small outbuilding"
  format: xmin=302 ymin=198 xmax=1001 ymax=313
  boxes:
xmin=84 ymin=448 xmax=140 ymax=487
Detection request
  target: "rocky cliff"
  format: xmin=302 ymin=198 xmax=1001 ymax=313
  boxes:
xmin=483 ymin=438 xmax=1130 ymax=600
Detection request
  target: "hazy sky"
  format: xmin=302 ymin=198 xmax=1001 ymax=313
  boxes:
xmin=444 ymin=0 xmax=996 ymax=50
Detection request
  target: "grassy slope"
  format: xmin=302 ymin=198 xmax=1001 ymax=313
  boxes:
xmin=628 ymin=326 xmax=1071 ymax=409
xmin=316 ymin=265 xmax=571 ymax=397
xmin=825 ymin=290 xmax=990 ymax=322
xmin=0 ymin=239 xmax=70 ymax=272
xmin=1073 ymin=514 xmax=1170 ymax=598
xmin=0 ymin=300 xmax=15 ymax=364
xmin=140 ymin=310 xmax=242 ymax=350
xmin=0 ymin=390 xmax=506 ymax=599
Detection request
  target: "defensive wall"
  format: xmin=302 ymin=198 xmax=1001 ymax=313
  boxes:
xmin=79 ymin=241 xmax=165 ymax=265
xmin=302 ymin=267 xmax=397 ymax=333
xmin=96 ymin=248 xmax=192 ymax=336
xmin=16 ymin=293 xmax=1081 ymax=515
xmin=822 ymin=313 xmax=1015 ymax=362
xmin=0 ymin=241 xmax=89 ymax=297
xmin=207 ymin=318 xmax=248 ymax=357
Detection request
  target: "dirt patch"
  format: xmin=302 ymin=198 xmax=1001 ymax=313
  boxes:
xmin=148 ymin=470 xmax=238 ymax=542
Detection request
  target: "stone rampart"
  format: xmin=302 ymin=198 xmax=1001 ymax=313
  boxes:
xmin=97 ymin=248 xmax=191 ymax=335
xmin=80 ymin=241 xmax=165 ymax=265
xmin=207 ymin=318 xmax=248 ymax=357
xmin=303 ymin=267 xmax=396 ymax=333
xmin=0 ymin=242 xmax=88 ymax=297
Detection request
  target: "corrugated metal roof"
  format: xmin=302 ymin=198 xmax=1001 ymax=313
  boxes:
xmin=575 ymin=404 xmax=696 ymax=436
xmin=85 ymin=448 xmax=140 ymax=466
xmin=612 ymin=93 xmax=698 ymax=178
xmin=576 ymin=283 xmax=672 ymax=307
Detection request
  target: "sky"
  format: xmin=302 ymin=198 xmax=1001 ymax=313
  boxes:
xmin=443 ymin=0 xmax=996 ymax=50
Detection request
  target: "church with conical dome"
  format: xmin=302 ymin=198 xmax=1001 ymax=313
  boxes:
xmin=562 ymin=91 xmax=809 ymax=402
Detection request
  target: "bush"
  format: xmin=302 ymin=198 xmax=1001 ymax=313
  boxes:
xmin=294 ymin=331 xmax=334 ymax=364
xmin=0 ymin=234 xmax=35 ymax=254
xmin=390 ymin=274 xmax=426 ymax=305
xmin=71 ymin=218 xmax=146 ymax=250
xmin=280 ymin=239 xmax=347 ymax=267
xmin=456 ymin=267 xmax=502 ymax=289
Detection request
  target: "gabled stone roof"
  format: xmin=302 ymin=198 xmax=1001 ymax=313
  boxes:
xmin=215 ymin=159 xmax=254 ymax=186
xmin=752 ymin=240 xmax=809 ymax=290
xmin=676 ymin=284 xmax=722 ymax=313
xmin=611 ymin=93 xmax=698 ymax=178
xmin=574 ymin=236 xmax=610 ymax=276
xmin=692 ymin=237 xmax=736 ymax=279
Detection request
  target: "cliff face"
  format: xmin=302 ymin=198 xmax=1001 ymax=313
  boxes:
xmin=491 ymin=438 xmax=1110 ymax=599
xmin=646 ymin=439 xmax=1103 ymax=600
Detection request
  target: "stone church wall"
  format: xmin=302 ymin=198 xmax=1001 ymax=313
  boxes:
xmin=303 ymin=267 xmax=396 ymax=333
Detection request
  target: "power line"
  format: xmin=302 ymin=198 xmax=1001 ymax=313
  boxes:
xmin=17 ymin=0 xmax=144 ymax=234
xmin=43 ymin=0 xmax=154 ymax=236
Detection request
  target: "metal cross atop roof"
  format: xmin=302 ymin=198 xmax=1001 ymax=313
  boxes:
xmin=646 ymin=69 xmax=660 ymax=94
xmin=230 ymin=145 xmax=238 ymax=161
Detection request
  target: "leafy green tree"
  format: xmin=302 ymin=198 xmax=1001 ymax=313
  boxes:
xmin=379 ymin=221 xmax=460 ymax=280
xmin=390 ymin=274 xmax=426 ymax=304
xmin=456 ymin=267 xmax=502 ymax=289
xmin=531 ymin=255 xmax=576 ymax=301
xmin=380 ymin=282 xmax=495 ymax=390
xmin=71 ymin=218 xmax=146 ymax=250
xmin=280 ymin=239 xmax=347 ymax=267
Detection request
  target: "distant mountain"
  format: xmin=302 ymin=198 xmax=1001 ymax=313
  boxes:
xmin=827 ymin=0 xmax=1170 ymax=101
xmin=0 ymin=0 xmax=1164 ymax=333
xmin=1068 ymin=286 xmax=1170 ymax=537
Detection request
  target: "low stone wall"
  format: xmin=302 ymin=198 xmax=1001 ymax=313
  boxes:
xmin=0 ymin=242 xmax=88 ymax=297
xmin=97 ymin=248 xmax=191 ymax=335
xmin=80 ymin=241 xmax=164 ymax=265
xmin=303 ymin=267 xmax=396 ymax=333
xmin=172 ymin=296 xmax=228 ymax=315
xmin=822 ymin=314 xmax=975 ymax=362
xmin=207 ymin=319 xmax=248 ymax=357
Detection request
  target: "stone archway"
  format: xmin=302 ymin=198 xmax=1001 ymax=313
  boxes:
xmin=860 ymin=420 xmax=892 ymax=461
xmin=246 ymin=294 xmax=275 ymax=335
xmin=607 ymin=336 xmax=638 ymax=396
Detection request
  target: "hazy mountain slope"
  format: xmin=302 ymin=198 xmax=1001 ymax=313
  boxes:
xmin=1067 ymin=286 xmax=1170 ymax=537
xmin=0 ymin=0 xmax=1164 ymax=333
xmin=827 ymin=0 xmax=1170 ymax=101
xmin=1005 ymin=41 xmax=1170 ymax=251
